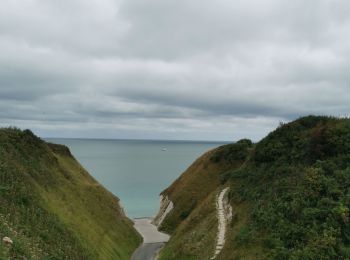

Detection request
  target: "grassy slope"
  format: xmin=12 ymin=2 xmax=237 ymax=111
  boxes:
xmin=159 ymin=140 xmax=253 ymax=259
xmin=159 ymin=116 xmax=350 ymax=260
xmin=0 ymin=128 xmax=141 ymax=259
xmin=160 ymin=192 xmax=217 ymax=260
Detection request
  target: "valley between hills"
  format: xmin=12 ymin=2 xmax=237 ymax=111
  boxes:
xmin=1 ymin=115 xmax=350 ymax=259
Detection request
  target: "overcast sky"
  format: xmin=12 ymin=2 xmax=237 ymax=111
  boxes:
xmin=0 ymin=0 xmax=349 ymax=141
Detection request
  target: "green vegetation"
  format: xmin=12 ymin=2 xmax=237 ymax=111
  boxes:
xmin=160 ymin=192 xmax=217 ymax=260
xmin=159 ymin=116 xmax=350 ymax=259
xmin=0 ymin=128 xmax=141 ymax=259
xmin=158 ymin=140 xmax=252 ymax=259
xmin=226 ymin=116 xmax=350 ymax=259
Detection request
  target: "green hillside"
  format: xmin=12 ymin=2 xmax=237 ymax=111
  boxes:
xmin=0 ymin=128 xmax=141 ymax=259
xmin=158 ymin=139 xmax=253 ymax=259
xmin=158 ymin=116 xmax=350 ymax=259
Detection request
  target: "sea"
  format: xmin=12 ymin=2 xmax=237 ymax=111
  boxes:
xmin=45 ymin=138 xmax=227 ymax=218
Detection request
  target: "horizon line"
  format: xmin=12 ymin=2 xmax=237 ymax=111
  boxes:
xmin=43 ymin=136 xmax=232 ymax=143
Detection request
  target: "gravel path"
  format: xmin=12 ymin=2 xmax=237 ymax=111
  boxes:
xmin=211 ymin=187 xmax=231 ymax=259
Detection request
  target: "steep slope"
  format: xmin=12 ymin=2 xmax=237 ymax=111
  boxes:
xmin=158 ymin=116 xmax=350 ymax=259
xmin=157 ymin=139 xmax=253 ymax=259
xmin=0 ymin=128 xmax=141 ymax=259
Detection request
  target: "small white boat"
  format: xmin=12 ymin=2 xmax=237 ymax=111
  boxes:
xmin=162 ymin=148 xmax=167 ymax=151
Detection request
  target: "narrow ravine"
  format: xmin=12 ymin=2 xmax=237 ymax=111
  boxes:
xmin=211 ymin=187 xmax=232 ymax=259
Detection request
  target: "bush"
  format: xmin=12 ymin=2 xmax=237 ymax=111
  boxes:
xmin=229 ymin=116 xmax=350 ymax=259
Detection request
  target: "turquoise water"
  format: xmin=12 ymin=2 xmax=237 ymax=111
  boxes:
xmin=46 ymin=138 xmax=226 ymax=218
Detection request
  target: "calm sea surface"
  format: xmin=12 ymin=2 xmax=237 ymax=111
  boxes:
xmin=45 ymin=138 xmax=227 ymax=218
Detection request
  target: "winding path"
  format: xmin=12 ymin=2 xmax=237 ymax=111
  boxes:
xmin=211 ymin=187 xmax=232 ymax=259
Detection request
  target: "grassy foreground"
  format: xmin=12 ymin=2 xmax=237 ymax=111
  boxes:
xmin=0 ymin=128 xmax=141 ymax=259
xmin=158 ymin=116 xmax=350 ymax=259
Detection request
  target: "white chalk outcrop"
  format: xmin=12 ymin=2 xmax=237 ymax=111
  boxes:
xmin=211 ymin=187 xmax=232 ymax=259
xmin=153 ymin=195 xmax=174 ymax=227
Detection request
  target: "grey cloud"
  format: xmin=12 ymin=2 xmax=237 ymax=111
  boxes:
xmin=118 ymin=0 xmax=350 ymax=59
xmin=0 ymin=0 xmax=350 ymax=141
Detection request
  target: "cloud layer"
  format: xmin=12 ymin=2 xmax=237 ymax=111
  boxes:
xmin=1 ymin=0 xmax=349 ymax=141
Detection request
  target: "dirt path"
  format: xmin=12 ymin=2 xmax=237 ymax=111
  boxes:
xmin=211 ymin=187 xmax=231 ymax=259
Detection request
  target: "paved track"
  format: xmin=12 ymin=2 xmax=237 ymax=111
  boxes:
xmin=131 ymin=242 xmax=165 ymax=260
xmin=132 ymin=218 xmax=170 ymax=260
